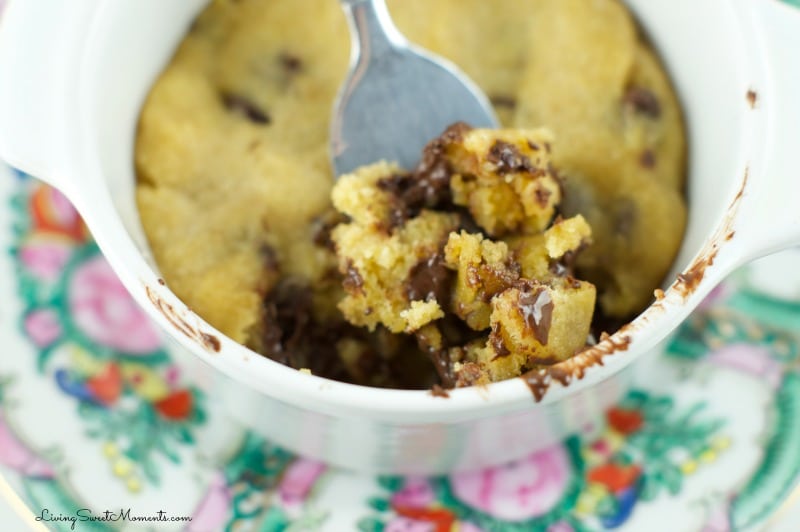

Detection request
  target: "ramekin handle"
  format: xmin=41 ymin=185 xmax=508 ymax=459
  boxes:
xmin=737 ymin=0 xmax=800 ymax=260
xmin=0 ymin=0 xmax=83 ymax=195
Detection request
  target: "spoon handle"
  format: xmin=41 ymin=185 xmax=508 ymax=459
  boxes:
xmin=339 ymin=0 xmax=405 ymax=59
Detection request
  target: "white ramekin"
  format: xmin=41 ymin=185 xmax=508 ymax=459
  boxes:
xmin=0 ymin=0 xmax=798 ymax=473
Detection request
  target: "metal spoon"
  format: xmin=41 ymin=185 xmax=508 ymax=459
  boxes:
xmin=331 ymin=0 xmax=499 ymax=177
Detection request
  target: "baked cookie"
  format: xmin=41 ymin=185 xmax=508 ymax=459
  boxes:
xmin=135 ymin=0 xmax=686 ymax=388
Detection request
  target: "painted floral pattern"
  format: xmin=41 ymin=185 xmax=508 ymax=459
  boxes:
xmin=1 ymin=176 xmax=800 ymax=530
xmin=357 ymin=390 xmax=728 ymax=531
xmin=10 ymin=183 xmax=207 ymax=489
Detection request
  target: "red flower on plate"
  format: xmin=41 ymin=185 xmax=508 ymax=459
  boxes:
xmin=393 ymin=506 xmax=456 ymax=532
xmin=86 ymin=363 xmax=123 ymax=406
xmin=587 ymin=464 xmax=641 ymax=494
xmin=607 ymin=407 xmax=644 ymax=435
xmin=155 ymin=389 xmax=193 ymax=420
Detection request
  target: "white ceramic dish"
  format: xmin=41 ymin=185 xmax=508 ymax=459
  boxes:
xmin=0 ymin=0 xmax=799 ymax=473
xmin=2 ymin=166 xmax=800 ymax=530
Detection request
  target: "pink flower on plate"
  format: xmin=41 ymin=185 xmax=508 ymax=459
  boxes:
xmin=23 ymin=308 xmax=62 ymax=348
xmin=547 ymin=521 xmax=575 ymax=532
xmin=278 ymin=458 xmax=326 ymax=510
xmin=697 ymin=283 xmax=729 ymax=311
xmin=707 ymin=343 xmax=782 ymax=389
xmin=68 ymin=255 xmax=161 ymax=354
xmin=0 ymin=414 xmax=54 ymax=477
xmin=450 ymin=444 xmax=571 ymax=521
xmin=391 ymin=478 xmax=436 ymax=509
xmin=19 ymin=235 xmax=73 ymax=282
xmin=187 ymin=471 xmax=231 ymax=532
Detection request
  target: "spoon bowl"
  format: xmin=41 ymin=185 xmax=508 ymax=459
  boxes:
xmin=331 ymin=0 xmax=498 ymax=176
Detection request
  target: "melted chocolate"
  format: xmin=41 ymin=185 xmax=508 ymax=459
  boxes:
xmin=415 ymin=330 xmax=455 ymax=388
xmin=260 ymin=284 xmax=437 ymax=388
xmin=405 ymin=254 xmax=452 ymax=303
xmin=516 ymin=283 xmax=554 ymax=345
xmin=260 ymin=280 xmax=350 ymax=381
xmin=489 ymin=322 xmax=510 ymax=359
xmin=376 ymin=123 xmax=471 ymax=229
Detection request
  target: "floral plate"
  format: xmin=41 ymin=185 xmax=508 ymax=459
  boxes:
xmin=1 ymin=157 xmax=800 ymax=532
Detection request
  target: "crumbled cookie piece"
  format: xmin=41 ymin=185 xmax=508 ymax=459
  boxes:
xmin=444 ymin=231 xmax=520 ymax=331
xmin=332 ymin=163 xmax=460 ymax=333
xmin=448 ymin=129 xmax=562 ymax=237
xmin=331 ymin=126 xmax=597 ymax=386
xmin=505 ymin=214 xmax=592 ymax=279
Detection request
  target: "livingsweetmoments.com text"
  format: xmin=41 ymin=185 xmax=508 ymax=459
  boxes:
xmin=35 ymin=508 xmax=192 ymax=530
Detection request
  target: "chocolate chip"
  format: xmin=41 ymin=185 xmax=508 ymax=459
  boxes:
xmin=487 ymin=140 xmax=537 ymax=175
xmin=613 ymin=199 xmax=637 ymax=238
xmin=623 ymin=87 xmax=661 ymax=118
xmin=259 ymin=243 xmax=280 ymax=271
xmin=516 ymin=283 xmax=554 ymax=345
xmin=490 ymin=95 xmax=518 ymax=109
xmin=534 ymin=185 xmax=552 ymax=208
xmin=405 ymin=254 xmax=453 ymax=303
xmin=221 ymin=92 xmax=271 ymax=124
xmin=279 ymin=52 xmax=303 ymax=73
xmin=640 ymin=149 xmax=656 ymax=169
